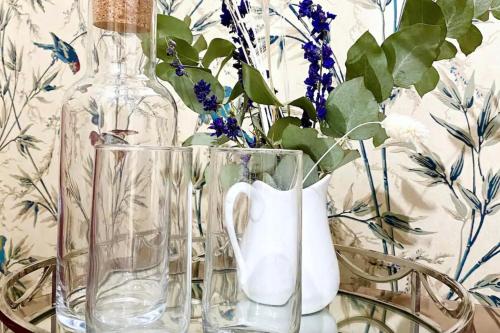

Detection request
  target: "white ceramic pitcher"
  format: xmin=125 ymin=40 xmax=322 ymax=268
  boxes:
xmin=302 ymin=175 xmax=339 ymax=314
xmin=224 ymin=175 xmax=339 ymax=313
xmin=224 ymin=181 xmax=300 ymax=306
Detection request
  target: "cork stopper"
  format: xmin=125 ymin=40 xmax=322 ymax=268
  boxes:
xmin=93 ymin=0 xmax=153 ymax=33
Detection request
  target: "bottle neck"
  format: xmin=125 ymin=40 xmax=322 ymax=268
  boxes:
xmin=87 ymin=0 xmax=156 ymax=78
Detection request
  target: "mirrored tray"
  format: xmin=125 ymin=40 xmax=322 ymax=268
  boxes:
xmin=0 ymin=245 xmax=474 ymax=333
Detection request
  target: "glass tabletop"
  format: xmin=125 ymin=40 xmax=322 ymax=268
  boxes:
xmin=1 ymin=245 xmax=474 ymax=333
xmin=5 ymin=291 xmax=435 ymax=333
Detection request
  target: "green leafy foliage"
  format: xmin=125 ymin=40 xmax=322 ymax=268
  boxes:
xmin=157 ymin=15 xmax=193 ymax=44
xmin=457 ymin=24 xmax=483 ymax=55
xmin=182 ymin=133 xmax=219 ymax=146
xmin=193 ymin=35 xmax=208 ymax=52
xmin=399 ymin=0 xmax=447 ymax=36
xmin=242 ymin=63 xmax=283 ymax=106
xmin=302 ymin=154 xmax=320 ymax=188
xmin=281 ymin=125 xmax=360 ymax=173
xmin=436 ymin=0 xmax=474 ymax=39
xmin=171 ymin=37 xmax=199 ymax=65
xmin=436 ymin=41 xmax=458 ymax=60
xmin=267 ymin=117 xmax=301 ymax=144
xmin=382 ymin=23 xmax=444 ymax=88
xmin=228 ymin=82 xmax=244 ymax=102
xmin=474 ymin=0 xmax=493 ymax=18
xmin=345 ymin=31 xmax=394 ymax=102
xmin=156 ymin=64 xmax=224 ymax=114
xmin=493 ymin=0 xmax=500 ymax=19
xmin=289 ymin=97 xmax=317 ymax=121
xmin=415 ymin=66 xmax=440 ymax=97
xmin=372 ymin=121 xmax=389 ymax=147
xmin=324 ymin=78 xmax=381 ymax=140
xmin=202 ymin=38 xmax=235 ymax=68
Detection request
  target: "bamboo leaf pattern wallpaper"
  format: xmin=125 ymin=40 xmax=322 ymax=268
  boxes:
xmin=0 ymin=0 xmax=499 ymax=307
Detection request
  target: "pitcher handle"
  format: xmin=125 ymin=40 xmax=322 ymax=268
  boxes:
xmin=224 ymin=182 xmax=254 ymax=283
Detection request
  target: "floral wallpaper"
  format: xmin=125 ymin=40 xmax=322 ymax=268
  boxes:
xmin=0 ymin=0 xmax=499 ymax=308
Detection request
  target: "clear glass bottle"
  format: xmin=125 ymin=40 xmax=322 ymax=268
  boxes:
xmin=57 ymin=0 xmax=177 ymax=330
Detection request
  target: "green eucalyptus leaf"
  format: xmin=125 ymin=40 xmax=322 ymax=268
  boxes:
xmin=273 ymin=153 xmax=320 ymax=189
xmin=415 ymin=66 xmax=440 ymax=97
xmin=477 ymin=10 xmax=490 ymax=21
xmin=242 ymin=63 xmax=283 ymax=106
xmin=399 ymin=0 xmax=447 ymax=38
xmin=263 ymin=173 xmax=278 ymax=188
xmin=172 ymin=37 xmax=199 ymax=65
xmin=437 ymin=40 xmax=458 ymax=60
xmin=345 ymin=31 xmax=394 ymax=102
xmin=228 ymin=81 xmax=244 ymax=102
xmin=193 ymin=35 xmax=208 ymax=52
xmin=157 ymin=15 xmax=193 ymax=44
xmin=248 ymin=155 xmax=277 ymax=174
xmin=457 ymin=24 xmax=483 ymax=55
xmin=156 ymin=63 xmax=224 ymax=114
xmin=274 ymin=155 xmax=299 ymax=190
xmin=220 ymin=164 xmax=242 ymax=189
xmin=492 ymin=0 xmax=500 ymax=19
xmin=373 ymin=127 xmax=389 ymax=147
xmin=281 ymin=125 xmax=358 ymax=173
xmin=382 ymin=23 xmax=444 ymax=88
xmin=302 ymin=154 xmax=320 ymax=188
xmin=337 ymin=149 xmax=361 ymax=170
xmin=436 ymin=0 xmax=474 ymax=39
xmin=182 ymin=133 xmax=217 ymax=146
xmin=323 ymin=77 xmax=381 ymax=140
xmin=289 ymin=96 xmax=317 ymax=120
xmin=474 ymin=0 xmax=493 ymax=18
xmin=267 ymin=117 xmax=302 ymax=143
xmin=155 ymin=37 xmax=170 ymax=61
xmin=202 ymin=38 xmax=235 ymax=68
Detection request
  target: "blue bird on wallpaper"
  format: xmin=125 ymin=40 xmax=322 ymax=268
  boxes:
xmin=0 ymin=235 xmax=7 ymax=275
xmin=34 ymin=32 xmax=80 ymax=74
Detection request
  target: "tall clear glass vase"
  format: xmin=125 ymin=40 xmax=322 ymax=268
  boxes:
xmin=57 ymin=0 xmax=177 ymax=331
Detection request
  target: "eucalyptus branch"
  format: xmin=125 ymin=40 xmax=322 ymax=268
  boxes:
xmin=303 ymin=121 xmax=382 ymax=183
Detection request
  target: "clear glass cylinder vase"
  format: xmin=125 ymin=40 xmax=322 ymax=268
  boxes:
xmin=57 ymin=0 xmax=177 ymax=330
xmin=85 ymin=145 xmax=191 ymax=333
xmin=203 ymin=148 xmax=303 ymax=333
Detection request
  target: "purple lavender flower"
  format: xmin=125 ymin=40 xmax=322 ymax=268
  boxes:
xmin=203 ymin=95 xmax=218 ymax=112
xmin=194 ymin=80 xmax=211 ymax=103
xmin=298 ymin=0 xmax=337 ymax=121
xmin=322 ymin=44 xmax=334 ymax=69
xmin=166 ymin=40 xmax=176 ymax=56
xmin=299 ymin=0 xmax=314 ymax=17
xmin=303 ymin=42 xmax=321 ymax=63
xmin=208 ymin=116 xmax=242 ymax=140
xmin=209 ymin=118 xmax=227 ymax=137
xmin=226 ymin=117 xmax=242 ymax=140
xmin=316 ymin=96 xmax=327 ymax=120
xmin=171 ymin=59 xmax=185 ymax=77
xmin=310 ymin=5 xmax=336 ymax=38
xmin=193 ymin=80 xmax=219 ymax=113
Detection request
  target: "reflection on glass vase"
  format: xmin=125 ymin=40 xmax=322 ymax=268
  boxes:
xmin=57 ymin=0 xmax=177 ymax=331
